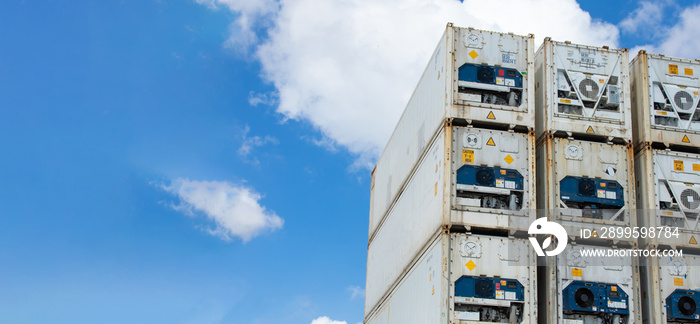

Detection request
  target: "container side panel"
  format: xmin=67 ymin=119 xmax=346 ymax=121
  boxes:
xmin=365 ymin=131 xmax=445 ymax=313
xmin=365 ymin=235 xmax=447 ymax=324
xmin=369 ymin=30 xmax=448 ymax=237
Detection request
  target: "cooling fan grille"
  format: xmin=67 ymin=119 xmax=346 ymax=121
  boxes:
xmin=578 ymin=79 xmax=599 ymax=99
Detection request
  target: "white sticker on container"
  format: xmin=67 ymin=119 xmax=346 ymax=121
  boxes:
xmin=505 ymin=181 xmax=515 ymax=189
xmin=495 ymin=290 xmax=504 ymax=299
xmin=606 ymin=191 xmax=616 ymax=200
xmin=597 ymin=189 xmax=606 ymax=198
xmin=505 ymin=79 xmax=515 ymax=86
xmin=496 ymin=179 xmax=505 ymax=188
xmin=689 ymin=196 xmax=695 ymax=203
xmin=505 ymin=291 xmax=516 ymax=300
xmin=496 ymin=77 xmax=505 ymax=85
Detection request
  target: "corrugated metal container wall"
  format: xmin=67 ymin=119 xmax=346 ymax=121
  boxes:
xmin=365 ymin=128 xmax=447 ymax=314
xmin=639 ymin=250 xmax=700 ymax=323
xmin=369 ymin=24 xmax=535 ymax=240
xmin=536 ymin=136 xmax=637 ymax=244
xmin=630 ymin=51 xmax=700 ymax=149
xmin=634 ymin=148 xmax=700 ymax=249
xmin=365 ymin=125 xmax=536 ymax=315
xmin=365 ymin=233 xmax=537 ymax=324
xmin=535 ymin=38 xmax=632 ymax=142
xmin=540 ymin=243 xmax=642 ymax=323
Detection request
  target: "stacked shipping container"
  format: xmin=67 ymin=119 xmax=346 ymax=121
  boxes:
xmin=534 ymin=38 xmax=643 ymax=324
xmin=365 ymin=24 xmax=538 ymax=324
xmin=365 ymin=24 xmax=700 ymax=324
xmin=630 ymin=51 xmax=700 ymax=323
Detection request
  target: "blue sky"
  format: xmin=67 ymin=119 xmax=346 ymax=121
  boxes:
xmin=1 ymin=1 xmax=700 ymax=323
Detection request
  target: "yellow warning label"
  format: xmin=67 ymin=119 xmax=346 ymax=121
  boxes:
xmin=674 ymin=160 xmax=685 ymax=171
xmin=591 ymin=230 xmax=598 ymax=238
xmin=572 ymin=268 xmax=582 ymax=277
xmin=486 ymin=137 xmax=495 ymax=146
xmin=658 ymin=111 xmax=668 ymax=115
xmin=695 ymin=91 xmax=699 ymax=96
xmin=504 ymin=154 xmax=514 ymax=164
xmin=463 ymin=149 xmax=474 ymax=163
xmin=683 ymin=135 xmax=691 ymax=143
xmin=598 ymin=78 xmax=604 ymax=83
xmin=611 ymin=286 xmax=617 ymax=292
xmin=586 ymin=126 xmax=595 ymax=134
xmin=693 ymin=164 xmax=700 ymax=171
xmin=670 ymin=64 xmax=679 ymax=75
xmin=486 ymin=111 xmax=496 ymax=119
xmin=560 ymin=98 xmax=571 ymax=104
xmin=468 ymin=50 xmax=479 ymax=59
xmin=691 ymin=236 xmax=698 ymax=245
xmin=466 ymin=260 xmax=476 ymax=271
xmin=674 ymin=277 xmax=684 ymax=286
xmin=685 ymin=68 xmax=694 ymax=76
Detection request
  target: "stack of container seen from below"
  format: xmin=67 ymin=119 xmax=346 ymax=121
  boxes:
xmin=364 ymin=23 xmax=537 ymax=324
xmin=534 ymin=39 xmax=642 ymax=323
xmin=630 ymin=51 xmax=700 ymax=323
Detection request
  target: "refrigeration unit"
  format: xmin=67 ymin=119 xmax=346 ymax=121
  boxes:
xmin=639 ymin=250 xmax=700 ymax=323
xmin=365 ymin=233 xmax=537 ymax=324
xmin=630 ymin=51 xmax=700 ymax=149
xmin=634 ymin=148 xmax=700 ymax=249
xmin=541 ymin=243 xmax=642 ymax=323
xmin=536 ymin=136 xmax=636 ymax=243
xmin=535 ymin=38 xmax=632 ymax=142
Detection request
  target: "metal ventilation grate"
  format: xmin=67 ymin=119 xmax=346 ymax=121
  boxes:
xmin=578 ymin=179 xmax=596 ymax=197
xmin=674 ymin=91 xmax=694 ymax=111
xmin=476 ymin=66 xmax=494 ymax=83
xmin=678 ymin=296 xmax=697 ymax=317
xmin=476 ymin=169 xmax=494 ymax=186
xmin=574 ymin=287 xmax=595 ymax=309
xmin=578 ymin=79 xmax=599 ymax=99
xmin=680 ymin=189 xmax=700 ymax=210
xmin=474 ymin=278 xmax=494 ymax=298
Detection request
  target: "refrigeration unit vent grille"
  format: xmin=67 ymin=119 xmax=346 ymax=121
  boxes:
xmin=666 ymin=289 xmax=700 ymax=321
xmin=674 ymin=90 xmax=695 ymax=111
xmin=578 ymin=79 xmax=599 ymax=99
xmin=680 ymin=188 xmax=700 ymax=210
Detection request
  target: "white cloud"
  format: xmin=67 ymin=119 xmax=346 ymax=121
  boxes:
xmin=619 ymin=1 xmax=666 ymax=33
xmin=347 ymin=285 xmax=364 ymax=300
xmin=163 ymin=178 xmax=283 ymax=242
xmin=202 ymin=0 xmax=619 ymax=168
xmin=642 ymin=4 xmax=700 ymax=59
xmin=311 ymin=316 xmax=347 ymax=324
xmin=248 ymin=91 xmax=278 ymax=106
xmin=196 ymin=0 xmax=278 ymax=52
xmin=238 ymin=125 xmax=278 ymax=163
